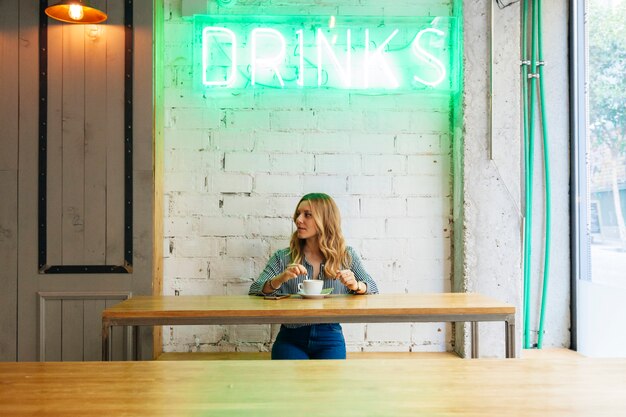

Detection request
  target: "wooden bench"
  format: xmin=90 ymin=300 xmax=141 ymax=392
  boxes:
xmin=5 ymin=357 xmax=626 ymax=416
xmin=156 ymin=351 xmax=461 ymax=361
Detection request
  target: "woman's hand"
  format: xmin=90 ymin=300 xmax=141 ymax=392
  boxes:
xmin=263 ymin=263 xmax=307 ymax=294
xmin=336 ymin=269 xmax=360 ymax=292
xmin=280 ymin=263 xmax=307 ymax=281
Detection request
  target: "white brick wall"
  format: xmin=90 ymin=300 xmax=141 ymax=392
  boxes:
xmin=255 ymin=131 xmax=303 ymax=153
xmin=211 ymin=174 xmax=253 ymax=193
xmin=367 ymin=323 xmax=412 ymax=343
xmin=208 ymin=258 xmax=257 ymax=281
xmin=224 ymin=152 xmax=272 ymax=173
xmin=163 ymin=0 xmax=455 ymax=353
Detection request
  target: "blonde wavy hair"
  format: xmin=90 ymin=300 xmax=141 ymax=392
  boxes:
xmin=289 ymin=193 xmax=351 ymax=277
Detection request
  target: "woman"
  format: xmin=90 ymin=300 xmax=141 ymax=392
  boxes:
xmin=249 ymin=193 xmax=378 ymax=359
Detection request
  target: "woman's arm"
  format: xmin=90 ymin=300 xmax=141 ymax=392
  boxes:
xmin=348 ymin=247 xmax=379 ymax=294
xmin=249 ymin=250 xmax=308 ymax=295
xmin=249 ymin=251 xmax=284 ymax=295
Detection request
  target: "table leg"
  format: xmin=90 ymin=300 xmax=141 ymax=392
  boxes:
xmin=102 ymin=322 xmax=111 ymax=361
xmin=505 ymin=319 xmax=516 ymax=358
xmin=132 ymin=326 xmax=139 ymax=360
xmin=471 ymin=322 xmax=479 ymax=358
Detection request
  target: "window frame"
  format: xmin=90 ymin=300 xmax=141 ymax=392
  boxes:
xmin=570 ymin=0 xmax=590 ymax=351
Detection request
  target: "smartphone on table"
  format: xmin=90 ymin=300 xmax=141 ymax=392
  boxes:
xmin=263 ymin=293 xmax=291 ymax=300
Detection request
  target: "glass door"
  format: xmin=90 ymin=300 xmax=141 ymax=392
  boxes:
xmin=573 ymin=0 xmax=626 ymax=357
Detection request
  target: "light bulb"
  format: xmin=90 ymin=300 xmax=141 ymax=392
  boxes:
xmin=68 ymin=4 xmax=84 ymax=21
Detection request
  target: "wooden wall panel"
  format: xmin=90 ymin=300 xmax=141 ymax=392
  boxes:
xmin=0 ymin=0 xmax=19 ymax=362
xmin=16 ymin=0 xmax=40 ymax=361
xmin=134 ymin=0 xmax=158 ymax=358
xmin=82 ymin=0 xmax=109 ymax=266
xmin=105 ymin=2 xmax=126 ymax=265
xmin=0 ymin=0 xmax=19 ymax=171
xmin=43 ymin=0 xmax=128 ymax=268
xmin=46 ymin=20 xmax=64 ymax=266
xmin=134 ymin=0 xmax=154 ymax=282
xmin=134 ymin=0 xmax=155 ymax=174
xmin=61 ymin=24 xmax=86 ymax=265
xmin=40 ymin=294 xmax=128 ymax=361
xmin=61 ymin=299 xmax=84 ymax=361
xmin=84 ymin=23 xmax=108 ymax=264
xmin=43 ymin=299 xmax=62 ymax=361
xmin=83 ymin=299 xmax=106 ymax=361
xmin=15 ymin=0 xmax=155 ymax=361
xmin=0 ymin=172 xmax=18 ymax=361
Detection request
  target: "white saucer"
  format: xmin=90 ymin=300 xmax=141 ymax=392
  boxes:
xmin=298 ymin=292 xmax=330 ymax=299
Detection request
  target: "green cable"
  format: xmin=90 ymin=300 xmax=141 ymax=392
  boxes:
xmin=527 ymin=0 xmax=540 ymax=349
xmin=536 ymin=0 xmax=551 ymax=349
xmin=521 ymin=0 xmax=531 ymax=350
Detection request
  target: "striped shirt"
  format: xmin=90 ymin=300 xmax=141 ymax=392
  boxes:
xmin=249 ymin=246 xmax=379 ymax=327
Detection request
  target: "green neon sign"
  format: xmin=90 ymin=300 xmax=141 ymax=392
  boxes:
xmin=192 ymin=15 xmax=460 ymax=93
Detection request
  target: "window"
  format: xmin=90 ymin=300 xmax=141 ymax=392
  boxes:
xmin=573 ymin=0 xmax=626 ymax=357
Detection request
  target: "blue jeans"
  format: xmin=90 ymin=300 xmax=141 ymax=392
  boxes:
xmin=272 ymin=324 xmax=347 ymax=360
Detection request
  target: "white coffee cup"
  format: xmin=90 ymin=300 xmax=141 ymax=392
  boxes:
xmin=298 ymin=279 xmax=324 ymax=295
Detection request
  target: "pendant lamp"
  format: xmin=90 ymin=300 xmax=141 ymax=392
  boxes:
xmin=45 ymin=1 xmax=108 ymax=24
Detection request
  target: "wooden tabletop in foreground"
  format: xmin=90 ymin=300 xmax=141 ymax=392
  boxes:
xmin=102 ymin=293 xmax=515 ymax=321
xmin=0 ymin=358 xmax=623 ymax=417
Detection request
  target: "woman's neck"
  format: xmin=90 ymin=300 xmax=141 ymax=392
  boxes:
xmin=303 ymin=238 xmax=322 ymax=260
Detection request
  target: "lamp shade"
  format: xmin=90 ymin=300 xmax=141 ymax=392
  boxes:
xmin=45 ymin=1 xmax=108 ymax=24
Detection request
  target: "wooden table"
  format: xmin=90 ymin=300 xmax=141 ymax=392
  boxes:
xmin=1 ymin=357 xmax=624 ymax=416
xmin=102 ymin=293 xmax=516 ymax=360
